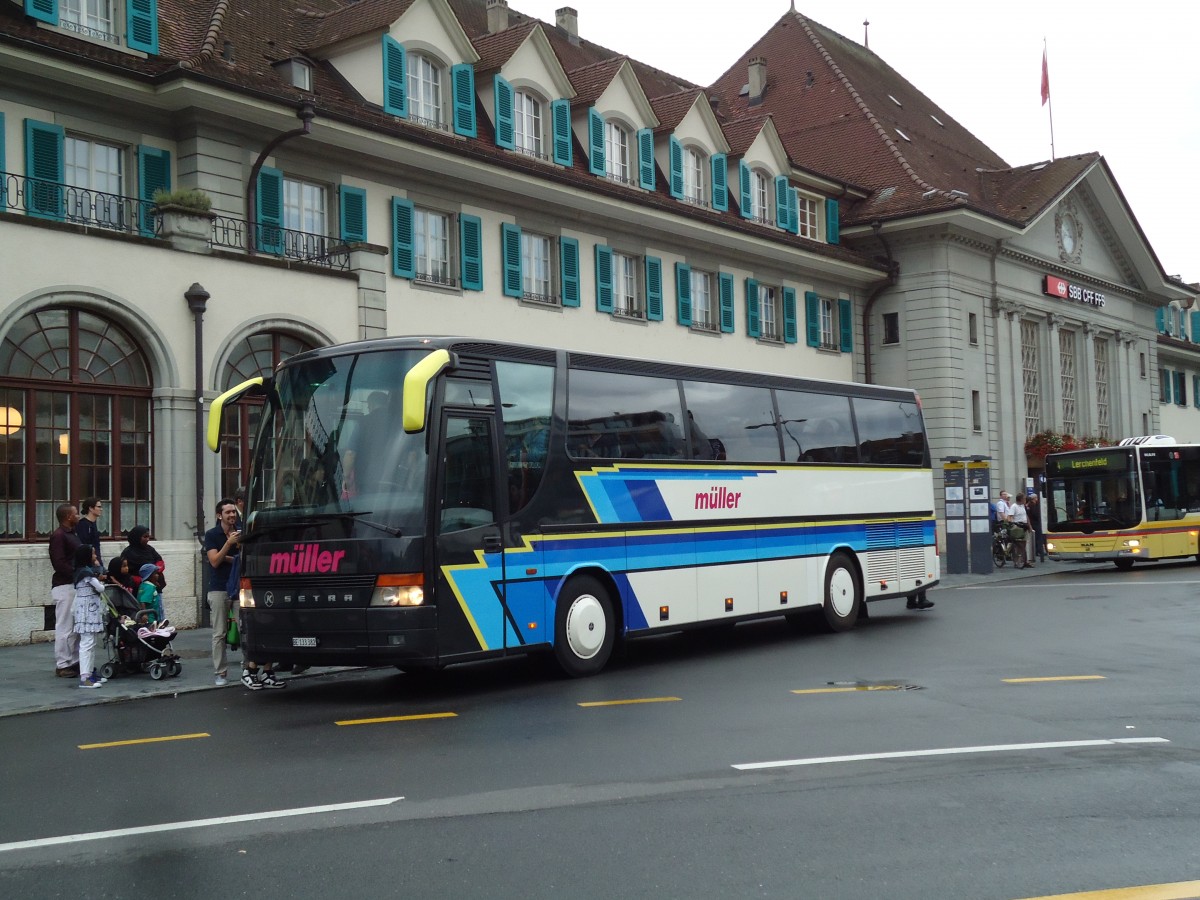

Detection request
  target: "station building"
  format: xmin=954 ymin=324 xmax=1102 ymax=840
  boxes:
xmin=0 ymin=0 xmax=1190 ymax=643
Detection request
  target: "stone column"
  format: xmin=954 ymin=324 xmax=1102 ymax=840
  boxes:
xmin=1047 ymin=313 xmax=1064 ymax=432
xmin=347 ymin=243 xmax=390 ymax=339
xmin=995 ymin=299 xmax=1025 ymax=486
xmin=1081 ymin=323 xmax=1098 ymax=436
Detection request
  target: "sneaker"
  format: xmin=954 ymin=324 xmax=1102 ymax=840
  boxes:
xmin=257 ymin=670 xmax=287 ymax=690
xmin=214 ymin=674 xmax=227 ymax=687
xmin=78 ymin=679 xmax=101 ymax=689
xmin=241 ymin=669 xmax=263 ymax=691
xmin=56 ymin=665 xmax=80 ymax=678
xmin=89 ymin=671 xmax=108 ymax=684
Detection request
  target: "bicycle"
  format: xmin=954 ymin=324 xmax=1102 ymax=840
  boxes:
xmin=991 ymin=525 xmax=1027 ymax=568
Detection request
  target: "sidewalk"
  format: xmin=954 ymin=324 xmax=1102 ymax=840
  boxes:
xmin=0 ymin=560 xmax=1071 ymax=719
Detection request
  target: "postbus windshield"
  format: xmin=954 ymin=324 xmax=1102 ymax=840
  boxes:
xmin=245 ymin=348 xmax=431 ymax=538
xmin=1045 ymin=448 xmax=1141 ymax=532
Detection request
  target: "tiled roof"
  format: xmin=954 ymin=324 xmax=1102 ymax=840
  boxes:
xmin=471 ymin=21 xmax=538 ymax=74
xmin=565 ymin=56 xmax=627 ymax=108
xmin=706 ymin=9 xmax=1085 ymax=227
xmin=649 ymin=89 xmax=702 ymax=134
xmin=720 ymin=114 xmax=772 ymax=157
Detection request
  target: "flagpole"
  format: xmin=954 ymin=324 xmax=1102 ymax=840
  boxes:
xmin=1044 ymin=38 xmax=1056 ymax=161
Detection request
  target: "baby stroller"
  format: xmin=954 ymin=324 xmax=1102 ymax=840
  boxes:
xmin=99 ymin=584 xmax=182 ymax=681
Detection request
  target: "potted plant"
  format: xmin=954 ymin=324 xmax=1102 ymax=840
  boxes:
xmin=152 ymin=188 xmax=215 ymax=248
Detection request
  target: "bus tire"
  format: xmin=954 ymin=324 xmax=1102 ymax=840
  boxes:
xmin=1114 ymin=559 xmax=1134 ymax=571
xmin=820 ymin=552 xmax=861 ymax=633
xmin=553 ymin=575 xmax=615 ymax=677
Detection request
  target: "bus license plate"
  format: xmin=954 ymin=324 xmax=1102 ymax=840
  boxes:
xmin=292 ymin=637 xmax=318 ymax=648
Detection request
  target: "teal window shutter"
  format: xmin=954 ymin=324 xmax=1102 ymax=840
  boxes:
xmin=382 ymin=36 xmax=407 ymax=118
xmin=451 ymin=63 xmax=476 ymax=138
xmin=1160 ymin=369 xmax=1169 ymax=404
xmin=551 ymin=99 xmax=572 ymax=166
xmin=838 ymin=298 xmax=853 ymax=351
xmin=645 ymin=256 xmax=663 ymax=321
xmin=338 ymin=185 xmax=367 ymax=243
xmin=24 ymin=118 xmax=63 ymax=221
xmin=460 ymin=214 xmax=483 ymax=291
xmin=805 ymin=291 xmax=820 ymax=347
xmin=587 ymin=108 xmax=605 ymax=176
xmin=745 ymin=278 xmax=760 ymax=339
xmin=1192 ymin=311 xmax=1200 ymax=342
xmin=126 ymin=0 xmax=158 ymax=54
xmin=1156 ymin=307 xmax=1165 ymax=333
xmin=774 ymin=176 xmax=789 ymax=229
xmin=24 ymin=0 xmax=57 ymax=25
xmin=255 ymin=165 xmax=283 ymax=254
xmin=1180 ymin=309 xmax=1189 ymax=341
xmin=390 ymin=197 xmax=415 ymax=278
xmin=785 ymin=187 xmax=799 ymax=235
xmin=501 ymin=222 xmax=522 ymax=297
xmin=560 ymin=237 xmax=580 ymax=307
xmin=493 ymin=76 xmax=515 ymax=150
xmin=825 ymin=197 xmax=840 ymax=244
xmin=136 ymin=145 xmax=170 ymax=237
xmin=710 ymin=153 xmax=727 ymax=211
xmin=738 ymin=160 xmax=752 ymax=219
xmin=668 ymin=135 xmax=683 ymax=199
xmin=637 ymin=128 xmax=655 ymax=190
xmin=782 ymin=287 xmax=798 ymax=343
xmin=674 ymin=262 xmax=692 ymax=327
xmin=718 ymin=273 xmax=735 ymax=333
xmin=1193 ymin=375 xmax=1200 ymax=408
xmin=594 ymin=244 xmax=613 ymax=312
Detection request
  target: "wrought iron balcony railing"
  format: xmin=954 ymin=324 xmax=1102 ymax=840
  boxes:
xmin=1 ymin=171 xmax=159 ymax=236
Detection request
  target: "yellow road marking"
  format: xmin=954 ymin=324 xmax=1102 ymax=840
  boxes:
xmin=79 ymin=733 xmax=209 ymax=750
xmin=792 ymin=685 xmax=903 ymax=694
xmin=1003 ymin=676 xmax=1107 ymax=683
xmin=1016 ymin=880 xmax=1200 ymax=899
xmin=335 ymin=712 xmax=457 ymax=726
xmin=578 ymin=697 xmax=681 ymax=708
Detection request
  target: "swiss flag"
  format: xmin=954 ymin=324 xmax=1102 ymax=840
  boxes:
xmin=1041 ymin=48 xmax=1050 ymax=106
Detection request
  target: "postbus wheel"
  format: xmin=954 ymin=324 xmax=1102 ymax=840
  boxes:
xmin=553 ymin=575 xmax=615 ymax=677
xmin=820 ymin=552 xmax=861 ymax=633
xmin=1114 ymin=559 xmax=1134 ymax=571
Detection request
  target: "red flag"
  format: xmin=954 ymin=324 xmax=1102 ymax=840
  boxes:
xmin=1040 ymin=48 xmax=1050 ymax=106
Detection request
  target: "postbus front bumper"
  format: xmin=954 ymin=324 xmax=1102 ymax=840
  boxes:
xmin=240 ymin=606 xmax=439 ymax=667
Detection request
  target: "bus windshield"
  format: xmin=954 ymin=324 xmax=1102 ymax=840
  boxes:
xmin=1045 ymin=448 xmax=1141 ymax=531
xmin=245 ymin=349 xmax=431 ymax=538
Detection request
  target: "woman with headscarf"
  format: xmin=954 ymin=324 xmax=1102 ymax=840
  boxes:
xmin=107 ymin=555 xmax=136 ymax=593
xmin=120 ymin=525 xmax=166 ymax=591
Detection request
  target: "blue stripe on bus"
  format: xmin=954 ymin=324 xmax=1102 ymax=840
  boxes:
xmin=611 ymin=572 xmax=649 ymax=631
xmin=627 ymin=480 xmax=671 ymax=521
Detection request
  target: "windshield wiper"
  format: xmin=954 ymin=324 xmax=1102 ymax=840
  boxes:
xmin=243 ymin=510 xmax=402 ymax=540
xmin=310 ymin=510 xmax=403 ymax=537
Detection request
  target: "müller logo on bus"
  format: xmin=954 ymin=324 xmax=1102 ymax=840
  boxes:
xmin=695 ymin=486 xmax=743 ymax=510
xmin=269 ymin=543 xmax=347 ymax=575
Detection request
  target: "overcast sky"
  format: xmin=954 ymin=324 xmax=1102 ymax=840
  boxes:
xmin=517 ymin=0 xmax=1198 ymax=285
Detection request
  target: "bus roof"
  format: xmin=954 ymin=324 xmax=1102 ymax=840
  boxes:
xmin=278 ymin=335 xmax=920 ymax=402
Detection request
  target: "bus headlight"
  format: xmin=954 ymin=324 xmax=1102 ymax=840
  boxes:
xmin=370 ymin=573 xmax=425 ymax=607
xmin=1123 ymin=539 xmax=1140 ymax=548
xmin=1045 ymin=541 xmax=1055 ymax=552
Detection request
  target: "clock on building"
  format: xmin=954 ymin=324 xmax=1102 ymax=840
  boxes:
xmin=1056 ymin=206 xmax=1082 ymax=261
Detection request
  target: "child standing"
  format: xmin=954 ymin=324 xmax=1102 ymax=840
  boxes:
xmin=72 ymin=545 xmax=107 ymax=689
xmin=137 ymin=563 xmax=165 ymax=624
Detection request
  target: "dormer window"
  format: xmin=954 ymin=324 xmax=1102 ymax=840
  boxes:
xmin=514 ymin=91 xmax=544 ymax=159
xmin=751 ymin=169 xmax=771 ymax=224
xmin=292 ymin=60 xmax=312 ymax=91
xmin=408 ymin=53 xmax=444 ymax=128
xmin=26 ymin=0 xmax=159 ymax=54
xmin=604 ymin=120 xmax=631 ymax=184
xmin=682 ymin=147 xmax=705 ymax=205
xmin=62 ymin=0 xmax=115 ymax=42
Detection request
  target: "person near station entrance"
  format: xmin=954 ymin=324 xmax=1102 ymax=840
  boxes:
xmin=992 ymin=490 xmax=1012 ymax=533
xmin=1026 ymin=491 xmax=1045 ymax=563
xmin=1008 ymin=493 xmax=1031 ymax=568
xmin=75 ymin=497 xmax=104 ymax=567
xmin=49 ymin=502 xmax=82 ymax=679
xmin=204 ymin=498 xmax=242 ymax=687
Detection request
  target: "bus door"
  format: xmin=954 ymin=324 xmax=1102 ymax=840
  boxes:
xmin=434 ymin=412 xmax=511 ymax=658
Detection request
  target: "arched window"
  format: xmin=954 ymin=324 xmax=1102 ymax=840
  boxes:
xmin=219 ymin=331 xmax=316 ymax=499
xmin=604 ymin=120 xmax=631 ymax=183
xmin=683 ymin=147 xmax=706 ymax=204
xmin=0 ymin=308 xmax=151 ymax=539
xmin=407 ymin=53 xmax=444 ymax=127
xmin=513 ymin=90 xmax=544 ymax=158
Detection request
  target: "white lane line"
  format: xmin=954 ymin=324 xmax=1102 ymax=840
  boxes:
xmin=958 ymin=580 xmax=1200 ymax=589
xmin=732 ymin=737 xmax=1169 ymax=771
xmin=0 ymin=797 xmax=403 ymax=853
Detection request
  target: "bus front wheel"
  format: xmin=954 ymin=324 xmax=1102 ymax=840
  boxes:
xmin=1114 ymin=559 xmax=1134 ymax=571
xmin=554 ymin=575 xmax=615 ymax=677
xmin=821 ymin=552 xmax=861 ymax=632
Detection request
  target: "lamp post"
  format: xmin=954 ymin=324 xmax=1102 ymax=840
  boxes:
xmin=185 ymin=282 xmax=210 ymax=625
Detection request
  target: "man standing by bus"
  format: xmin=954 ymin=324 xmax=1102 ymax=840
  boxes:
xmin=49 ymin=503 xmax=81 ymax=678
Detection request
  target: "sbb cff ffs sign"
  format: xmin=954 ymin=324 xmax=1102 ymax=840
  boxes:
xmin=1044 ymin=275 xmax=1106 ymax=308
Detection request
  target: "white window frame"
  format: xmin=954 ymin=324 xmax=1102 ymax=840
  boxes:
xmin=61 ymin=0 xmax=116 ymax=42
xmin=514 ymin=91 xmax=544 ymax=159
xmin=407 ymin=53 xmax=444 ymax=127
xmin=282 ymin=176 xmax=327 ymax=236
xmin=414 ymin=207 xmax=453 ymax=286
xmin=64 ymin=134 xmax=125 ymax=227
xmin=683 ymin=147 xmax=705 ymax=205
xmin=819 ymin=296 xmax=835 ymax=349
xmin=604 ymin=121 xmax=632 ymax=184
xmin=760 ymin=284 xmax=781 ymax=342
xmin=611 ymin=251 xmax=641 ymax=318
xmin=691 ymin=269 xmax=715 ymax=331
xmin=751 ymin=169 xmax=771 ymax=225
xmin=521 ymin=231 xmax=554 ymax=303
xmin=796 ymin=193 xmax=819 ymax=239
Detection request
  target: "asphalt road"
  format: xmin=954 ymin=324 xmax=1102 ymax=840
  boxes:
xmin=2 ymin=563 xmax=1199 ymax=899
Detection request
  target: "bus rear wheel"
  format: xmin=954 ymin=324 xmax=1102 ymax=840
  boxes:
xmin=820 ymin=552 xmax=861 ymax=632
xmin=1114 ymin=559 xmax=1134 ymax=571
xmin=554 ymin=575 xmax=615 ymax=677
